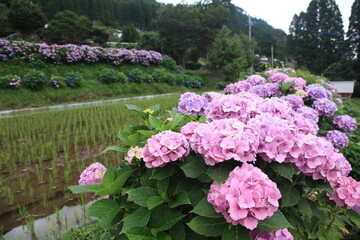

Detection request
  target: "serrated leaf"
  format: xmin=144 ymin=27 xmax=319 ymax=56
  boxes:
xmin=157 ymin=178 xmax=170 ymax=200
xmin=147 ymin=196 xmax=164 ymax=210
xmin=191 ymin=197 xmax=222 ymax=218
xmin=68 ymin=183 xmax=102 ymax=194
xmin=88 ymin=199 xmax=120 ymax=229
xmin=179 ymin=156 xmax=207 ymax=179
xmin=151 ymin=164 xmax=174 ymax=180
xmin=149 ymin=115 xmax=163 ymax=131
xmin=168 ymin=115 xmax=185 ymax=130
xmin=137 ymin=130 xmax=156 ymax=138
xmin=207 ymin=162 xmax=236 ymax=184
xmin=126 ymin=227 xmax=157 ymax=240
xmin=118 ymin=131 xmax=132 ymax=145
xmin=96 ymin=167 xmax=135 ymax=196
xmin=348 ymin=209 xmax=360 ymax=228
xmin=157 ymin=232 xmax=172 ymax=240
xmin=222 ymin=225 xmax=250 ymax=240
xmin=257 ymin=210 xmax=293 ymax=232
xmin=169 ymin=191 xmax=191 ymax=208
xmin=297 ymin=198 xmax=312 ymax=218
xmin=187 ymin=216 xmax=227 ymax=237
xmin=279 ymin=184 xmax=300 ymax=207
xmin=269 ymin=162 xmax=295 ymax=182
xmin=149 ymin=205 xmax=185 ymax=233
xmin=169 ymin=222 xmax=186 ymax=240
xmin=304 ymin=176 xmax=333 ymax=193
xmin=122 ymin=208 xmax=151 ymax=232
xmin=128 ymin=133 xmax=141 ymax=146
xmin=101 ymin=145 xmax=129 ymax=154
xmin=128 ymin=187 xmax=159 ymax=207
xmin=280 ymin=80 xmax=294 ymax=94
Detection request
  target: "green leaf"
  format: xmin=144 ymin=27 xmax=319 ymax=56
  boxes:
xmin=68 ymin=183 xmax=102 ymax=194
xmin=304 ymin=176 xmax=333 ymax=193
xmin=207 ymin=162 xmax=236 ymax=184
xmin=157 ymin=178 xmax=170 ymax=200
xmin=297 ymin=198 xmax=312 ymax=218
xmin=222 ymin=225 xmax=250 ymax=240
xmin=128 ymin=187 xmax=159 ymax=207
xmin=187 ymin=216 xmax=227 ymax=237
xmin=96 ymin=167 xmax=135 ymax=196
xmin=122 ymin=208 xmax=151 ymax=232
xmin=126 ymin=227 xmax=157 ymax=240
xmin=169 ymin=191 xmax=191 ymax=208
xmin=149 ymin=205 xmax=185 ymax=233
xmin=157 ymin=232 xmax=172 ymax=240
xmin=88 ymin=199 xmax=121 ymax=229
xmin=151 ymin=164 xmax=174 ymax=180
xmin=191 ymin=197 xmax=222 ymax=218
xmin=257 ymin=210 xmax=293 ymax=232
xmin=128 ymin=133 xmax=141 ymax=146
xmin=101 ymin=145 xmax=129 ymax=154
xmin=168 ymin=115 xmax=184 ymax=130
xmin=279 ymin=184 xmax=300 ymax=207
xmin=137 ymin=130 xmax=156 ymax=138
xmin=179 ymin=155 xmax=207 ymax=179
xmin=169 ymin=223 xmax=186 ymax=240
xmin=118 ymin=131 xmax=132 ymax=145
xmin=280 ymin=80 xmax=294 ymax=94
xmin=269 ymin=162 xmax=295 ymax=182
xmin=126 ymin=104 xmax=143 ymax=112
xmin=149 ymin=104 xmax=160 ymax=113
xmin=147 ymin=196 xmax=165 ymax=210
xmin=347 ymin=209 xmax=360 ymax=228
xmin=149 ymin=115 xmax=163 ymax=131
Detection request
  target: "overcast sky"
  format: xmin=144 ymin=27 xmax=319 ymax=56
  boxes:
xmin=158 ymin=0 xmax=353 ymax=33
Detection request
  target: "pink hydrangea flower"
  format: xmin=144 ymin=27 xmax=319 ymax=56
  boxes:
xmin=247 ymin=113 xmax=300 ymax=163
xmin=333 ymin=115 xmax=358 ymax=131
xmin=287 ymin=112 xmax=319 ymax=135
xmin=202 ymin=92 xmax=223 ymax=102
xmin=250 ymin=229 xmax=294 ymax=240
xmin=281 ymin=94 xmax=304 ymax=110
xmin=189 ymin=119 xmax=259 ymax=165
xmin=288 ymin=134 xmax=352 ymax=181
xmin=205 ymin=93 xmax=261 ymax=123
xmin=225 ymin=81 xmax=251 ymax=94
xmin=329 ymin=176 xmax=360 ymax=208
xmin=326 ymin=130 xmax=349 ymax=149
xmin=178 ymin=92 xmax=208 ymax=115
xmin=124 ymin=146 xmax=143 ymax=164
xmin=180 ymin=121 xmax=201 ymax=141
xmin=79 ymin=162 xmax=107 ymax=185
xmin=283 ymin=68 xmax=296 ymax=74
xmin=142 ymin=131 xmax=190 ymax=168
xmin=246 ymin=75 xmax=267 ymax=86
xmin=265 ymin=69 xmax=281 ymax=77
xmin=296 ymin=106 xmax=319 ymax=122
xmin=268 ymin=72 xmax=289 ymax=83
xmin=256 ymin=98 xmax=293 ymax=119
xmin=208 ymin=163 xmax=281 ymax=230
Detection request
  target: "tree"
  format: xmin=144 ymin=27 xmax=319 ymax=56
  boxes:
xmin=288 ymin=0 xmax=346 ymax=75
xmin=139 ymin=31 xmax=162 ymax=52
xmin=8 ymin=0 xmax=46 ymax=34
xmin=347 ymin=0 xmax=360 ymax=79
xmin=41 ymin=10 xmax=92 ymax=43
xmin=208 ymin=26 xmax=247 ymax=80
xmin=121 ymin=25 xmax=139 ymax=43
xmin=0 ymin=3 xmax=11 ymax=37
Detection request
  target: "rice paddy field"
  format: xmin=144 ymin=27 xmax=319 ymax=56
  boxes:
xmin=0 ymin=94 xmax=180 ymax=238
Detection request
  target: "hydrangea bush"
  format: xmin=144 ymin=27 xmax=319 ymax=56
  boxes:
xmin=70 ymin=68 xmax=360 ymax=240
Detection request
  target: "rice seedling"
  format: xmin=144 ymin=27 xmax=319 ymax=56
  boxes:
xmin=28 ymin=184 xmax=34 ymax=200
xmin=42 ymin=192 xmax=49 ymax=207
xmin=48 ymin=175 xmax=54 ymax=190
xmin=19 ymin=178 xmax=26 ymax=190
xmin=18 ymin=205 xmax=28 ymax=219
xmin=35 ymin=164 xmax=44 ymax=184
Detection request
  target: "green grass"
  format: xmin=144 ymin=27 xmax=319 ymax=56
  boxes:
xmin=350 ymin=98 xmax=360 ymax=112
xmin=58 ymin=221 xmax=114 ymax=240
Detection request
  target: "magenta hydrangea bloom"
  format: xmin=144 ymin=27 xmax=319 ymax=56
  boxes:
xmin=247 ymin=113 xmax=300 ymax=163
xmin=288 ymin=134 xmax=352 ymax=181
xmin=225 ymin=81 xmax=251 ymax=94
xmin=205 ymin=93 xmax=260 ymax=123
xmin=289 ymin=77 xmax=307 ymax=90
xmin=268 ymin=72 xmax=289 ymax=83
xmin=249 ymin=83 xmax=282 ymax=98
xmin=178 ymin=92 xmax=208 ymax=116
xmin=250 ymin=229 xmax=294 ymax=240
xmin=333 ymin=115 xmax=358 ymax=131
xmin=336 ymin=98 xmax=343 ymax=105
xmin=256 ymin=98 xmax=293 ymax=119
xmin=79 ymin=162 xmax=107 ymax=185
xmin=202 ymin=92 xmax=223 ymax=102
xmin=351 ymin=204 xmax=360 ymax=214
xmin=296 ymin=106 xmax=319 ymax=122
xmin=208 ymin=163 xmax=281 ymax=230
xmin=326 ymin=130 xmax=349 ymax=149
xmin=265 ymin=69 xmax=281 ymax=77
xmin=312 ymin=99 xmax=337 ymax=117
xmin=305 ymin=84 xmax=332 ymax=100
xmin=142 ymin=130 xmax=190 ymax=168
xmin=180 ymin=121 xmax=201 ymax=141
xmin=124 ymin=146 xmax=143 ymax=164
xmin=329 ymin=176 xmax=360 ymax=208
xmin=287 ymin=112 xmax=319 ymax=135
xmin=189 ymin=119 xmax=259 ymax=166
xmin=246 ymin=75 xmax=267 ymax=86
xmin=281 ymin=94 xmax=304 ymax=110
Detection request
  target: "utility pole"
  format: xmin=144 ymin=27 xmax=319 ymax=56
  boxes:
xmin=248 ymin=15 xmax=254 ymax=72
xmin=271 ymin=44 xmax=274 ymax=68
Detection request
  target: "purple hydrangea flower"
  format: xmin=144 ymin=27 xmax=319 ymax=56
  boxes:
xmin=79 ymin=162 xmax=107 ymax=185
xmin=312 ymin=99 xmax=337 ymax=117
xmin=245 ymin=75 xmax=267 ymax=86
xmin=296 ymin=106 xmax=319 ymax=122
xmin=333 ymin=115 xmax=358 ymax=131
xmin=250 ymin=229 xmax=294 ymax=240
xmin=326 ymin=130 xmax=349 ymax=148
xmin=305 ymin=84 xmax=332 ymax=100
xmin=282 ymin=94 xmax=304 ymax=110
xmin=178 ymin=92 xmax=208 ymax=115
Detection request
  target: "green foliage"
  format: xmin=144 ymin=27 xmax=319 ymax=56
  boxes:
xmin=49 ymin=75 xmax=66 ymax=89
xmin=0 ymin=74 xmax=21 ymax=89
xmin=0 ymin=3 xmax=11 ymax=37
xmin=139 ymin=31 xmax=162 ymax=52
xmin=41 ymin=10 xmax=92 ymax=43
xmin=65 ymin=72 xmax=84 ymax=88
xmin=96 ymin=68 xmax=127 ymax=84
xmin=121 ymin=24 xmax=139 ymax=43
xmin=8 ymin=0 xmax=46 ymax=34
xmin=59 ymin=221 xmax=115 ymax=240
xmin=152 ymin=69 xmax=176 ymax=85
xmin=127 ymin=68 xmax=147 ymax=83
xmin=23 ymin=69 xmax=47 ymax=90
xmin=208 ymin=26 xmax=247 ymax=80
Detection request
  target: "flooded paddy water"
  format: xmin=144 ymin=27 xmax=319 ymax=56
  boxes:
xmin=0 ymin=94 xmax=180 ymax=239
